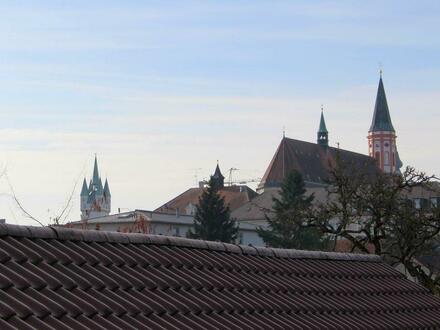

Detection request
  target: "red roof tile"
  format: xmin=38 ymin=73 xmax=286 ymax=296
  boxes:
xmin=155 ymin=185 xmax=257 ymax=215
xmin=0 ymin=224 xmax=439 ymax=328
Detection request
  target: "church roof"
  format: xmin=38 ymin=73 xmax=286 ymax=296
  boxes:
xmin=212 ymin=163 xmax=224 ymax=180
xmin=0 ymin=224 xmax=439 ymax=329
xmin=369 ymin=76 xmax=395 ymax=132
xmin=258 ymin=137 xmax=377 ymax=190
xmin=318 ymin=110 xmax=328 ymax=133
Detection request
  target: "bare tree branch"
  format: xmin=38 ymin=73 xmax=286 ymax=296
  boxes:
xmin=5 ymin=174 xmax=45 ymax=227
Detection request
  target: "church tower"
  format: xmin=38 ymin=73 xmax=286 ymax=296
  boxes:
xmin=80 ymin=155 xmax=111 ymax=220
xmin=317 ymin=109 xmax=328 ymax=147
xmin=368 ymin=74 xmax=402 ymax=174
xmin=211 ymin=162 xmax=225 ymax=190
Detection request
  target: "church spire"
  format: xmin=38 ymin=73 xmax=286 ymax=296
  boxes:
xmin=104 ymin=178 xmax=111 ymax=197
xmin=80 ymin=178 xmax=88 ymax=197
xmin=317 ymin=107 xmax=329 ymax=146
xmin=92 ymin=154 xmax=100 ymax=185
xmin=369 ymin=75 xmax=395 ymax=132
xmin=211 ymin=161 xmax=225 ymax=189
xmin=81 ymin=155 xmax=111 ymax=220
xmin=367 ymin=74 xmax=401 ymax=174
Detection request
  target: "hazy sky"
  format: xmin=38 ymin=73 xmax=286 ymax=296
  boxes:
xmin=0 ymin=1 xmax=439 ymax=225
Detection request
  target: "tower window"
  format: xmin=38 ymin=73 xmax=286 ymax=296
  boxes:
xmin=384 ymin=152 xmax=390 ymax=165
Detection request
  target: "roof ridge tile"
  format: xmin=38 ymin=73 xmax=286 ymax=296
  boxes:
xmin=0 ymin=224 xmax=383 ymax=262
xmin=239 ymin=245 xmax=258 ymax=256
xmin=0 ymin=224 xmax=32 ymax=238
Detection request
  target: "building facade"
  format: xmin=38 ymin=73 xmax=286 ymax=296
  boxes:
xmin=69 ymin=209 xmax=264 ymax=246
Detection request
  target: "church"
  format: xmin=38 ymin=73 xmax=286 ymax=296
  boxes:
xmin=80 ymin=156 xmax=111 ymax=220
xmin=154 ymin=74 xmax=407 ymax=225
xmin=259 ymin=73 xmax=400 ymax=192
xmin=232 ymin=74 xmax=438 ymax=223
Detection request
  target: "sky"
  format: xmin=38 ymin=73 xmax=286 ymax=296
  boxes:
xmin=0 ymin=1 xmax=439 ymax=225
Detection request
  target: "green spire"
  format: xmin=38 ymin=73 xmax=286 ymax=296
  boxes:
xmin=317 ymin=109 xmax=328 ymax=146
xmin=369 ymin=75 xmax=395 ymax=132
xmin=104 ymin=178 xmax=111 ymax=197
xmin=318 ymin=110 xmax=328 ymax=133
xmin=92 ymin=154 xmax=100 ymax=185
xmin=80 ymin=178 xmax=88 ymax=197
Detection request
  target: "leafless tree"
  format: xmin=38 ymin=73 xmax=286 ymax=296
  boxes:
xmin=309 ymin=155 xmax=440 ymax=294
xmin=5 ymin=170 xmax=81 ymax=227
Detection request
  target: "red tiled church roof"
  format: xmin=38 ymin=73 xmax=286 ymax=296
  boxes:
xmin=259 ymin=137 xmax=378 ymax=189
xmin=0 ymin=224 xmax=439 ymax=329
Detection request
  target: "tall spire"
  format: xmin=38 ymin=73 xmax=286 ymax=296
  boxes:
xmin=317 ymin=107 xmax=329 ymax=146
xmin=369 ymin=75 xmax=395 ymax=132
xmin=92 ymin=154 xmax=100 ymax=185
xmin=367 ymin=74 xmax=401 ymax=174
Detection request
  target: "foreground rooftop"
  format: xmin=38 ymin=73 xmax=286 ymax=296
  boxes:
xmin=0 ymin=224 xmax=439 ymax=329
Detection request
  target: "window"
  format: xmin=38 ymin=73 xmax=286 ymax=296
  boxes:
xmin=431 ymin=198 xmax=438 ymax=208
xmin=384 ymin=152 xmax=389 ymax=165
xmin=414 ymin=199 xmax=421 ymax=209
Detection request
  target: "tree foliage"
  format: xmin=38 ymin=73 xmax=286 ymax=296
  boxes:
xmin=309 ymin=157 xmax=440 ymax=294
xmin=187 ymin=177 xmax=238 ymax=243
xmin=258 ymin=170 xmax=327 ymax=250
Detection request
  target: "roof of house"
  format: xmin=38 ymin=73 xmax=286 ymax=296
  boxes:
xmin=0 ymin=224 xmax=440 ymax=329
xmin=258 ymin=137 xmax=378 ymax=190
xmin=155 ymin=185 xmax=258 ymax=215
xmin=231 ymin=187 xmax=329 ymax=222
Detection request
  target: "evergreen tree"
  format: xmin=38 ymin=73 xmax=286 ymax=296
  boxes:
xmin=258 ymin=170 xmax=325 ymax=249
xmin=187 ymin=177 xmax=238 ymax=243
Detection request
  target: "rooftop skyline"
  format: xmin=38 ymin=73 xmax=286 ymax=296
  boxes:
xmin=0 ymin=1 xmax=439 ymax=225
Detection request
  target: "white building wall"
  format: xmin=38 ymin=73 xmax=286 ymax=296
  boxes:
xmin=69 ymin=210 xmax=265 ymax=246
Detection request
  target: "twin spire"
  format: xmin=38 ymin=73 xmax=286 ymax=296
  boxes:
xmin=315 ymin=73 xmax=395 ymax=148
